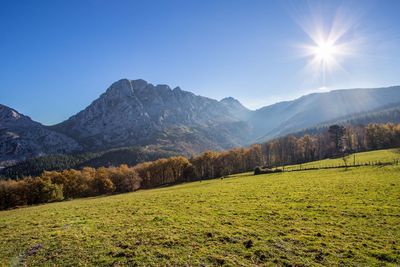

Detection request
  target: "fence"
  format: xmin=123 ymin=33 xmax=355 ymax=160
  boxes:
xmin=274 ymin=158 xmax=400 ymax=172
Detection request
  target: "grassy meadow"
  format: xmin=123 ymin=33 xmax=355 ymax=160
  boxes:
xmin=0 ymin=150 xmax=400 ymax=266
xmin=281 ymin=148 xmax=400 ymax=171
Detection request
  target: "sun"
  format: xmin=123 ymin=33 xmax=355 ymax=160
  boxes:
xmin=313 ymin=41 xmax=337 ymax=62
xmin=299 ymin=34 xmax=350 ymax=84
xmin=294 ymin=5 xmax=360 ymax=86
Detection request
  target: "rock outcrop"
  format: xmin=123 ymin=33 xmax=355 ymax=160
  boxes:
xmin=0 ymin=104 xmax=82 ymax=167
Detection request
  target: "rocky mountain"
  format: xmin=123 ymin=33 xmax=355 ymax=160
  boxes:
xmin=0 ymin=104 xmax=82 ymax=167
xmin=1 ymin=79 xmax=400 ymax=169
xmin=51 ymin=79 xmax=252 ymax=153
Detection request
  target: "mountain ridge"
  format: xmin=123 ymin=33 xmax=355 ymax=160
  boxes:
xmin=1 ymin=79 xmax=400 ymax=167
xmin=0 ymin=104 xmax=82 ymax=167
xmin=250 ymin=85 xmax=400 ymax=141
xmin=50 ymin=79 xmax=251 ymax=153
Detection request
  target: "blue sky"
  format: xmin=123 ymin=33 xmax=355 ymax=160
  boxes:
xmin=1 ymin=0 xmax=400 ymax=125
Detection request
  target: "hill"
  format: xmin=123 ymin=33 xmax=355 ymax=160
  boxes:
xmin=252 ymin=86 xmax=400 ymax=141
xmin=0 ymin=149 xmax=399 ymax=266
xmin=0 ymin=104 xmax=82 ymax=167
xmin=317 ymin=101 xmax=400 ymax=127
xmin=288 ymin=102 xmax=400 ymax=139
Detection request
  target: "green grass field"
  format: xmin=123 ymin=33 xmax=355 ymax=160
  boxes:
xmin=281 ymin=148 xmax=400 ymax=171
xmin=1 ymin=150 xmax=400 ymax=266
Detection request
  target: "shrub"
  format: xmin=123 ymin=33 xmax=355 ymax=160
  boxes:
xmin=254 ymin=167 xmax=281 ymax=175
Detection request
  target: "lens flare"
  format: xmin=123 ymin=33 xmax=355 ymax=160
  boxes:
xmin=314 ymin=41 xmax=336 ymax=62
xmin=303 ymin=35 xmax=347 ymax=81
xmin=292 ymin=3 xmax=363 ymax=86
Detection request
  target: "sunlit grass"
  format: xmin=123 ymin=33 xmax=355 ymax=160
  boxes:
xmin=281 ymin=148 xmax=400 ymax=171
xmin=0 ymin=150 xmax=399 ymax=266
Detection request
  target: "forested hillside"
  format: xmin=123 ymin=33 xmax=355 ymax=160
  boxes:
xmin=1 ymin=147 xmax=177 ymax=179
xmin=251 ymin=86 xmax=400 ymax=141
xmin=1 ymin=123 xmax=399 ymax=210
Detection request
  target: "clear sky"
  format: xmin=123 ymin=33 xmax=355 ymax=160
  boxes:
xmin=1 ymin=0 xmax=400 ymax=125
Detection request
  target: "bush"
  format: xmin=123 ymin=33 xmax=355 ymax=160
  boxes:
xmin=254 ymin=166 xmax=282 ymax=175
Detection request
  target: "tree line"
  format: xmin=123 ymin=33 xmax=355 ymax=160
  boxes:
xmin=0 ymin=165 xmax=141 ymax=210
xmin=1 ymin=123 xmax=399 ymax=210
xmin=1 ymin=147 xmax=177 ymax=179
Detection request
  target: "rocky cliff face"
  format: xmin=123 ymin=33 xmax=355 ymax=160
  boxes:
xmin=51 ymin=79 xmax=252 ymax=153
xmin=0 ymin=105 xmax=82 ymax=167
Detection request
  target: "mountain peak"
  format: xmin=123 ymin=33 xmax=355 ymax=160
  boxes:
xmin=0 ymin=104 xmax=82 ymax=167
xmin=130 ymin=79 xmax=149 ymax=90
xmin=220 ymin=97 xmax=251 ymax=120
xmin=0 ymin=104 xmax=24 ymax=121
xmin=220 ymin=97 xmax=248 ymax=110
xmin=52 ymin=78 xmax=252 ymax=152
xmin=104 ymin=79 xmax=134 ymax=97
xmin=221 ymin=96 xmax=240 ymax=103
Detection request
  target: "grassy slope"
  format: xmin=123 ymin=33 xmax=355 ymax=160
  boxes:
xmin=0 ymin=152 xmax=400 ymax=266
xmin=282 ymin=148 xmax=400 ymax=171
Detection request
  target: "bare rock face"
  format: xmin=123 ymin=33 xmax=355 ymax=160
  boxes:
xmin=52 ymin=79 xmax=252 ymax=152
xmin=0 ymin=105 xmax=82 ymax=167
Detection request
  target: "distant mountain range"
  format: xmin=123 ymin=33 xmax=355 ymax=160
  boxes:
xmin=249 ymin=87 xmax=400 ymax=141
xmin=1 ymin=78 xmax=400 ymax=168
